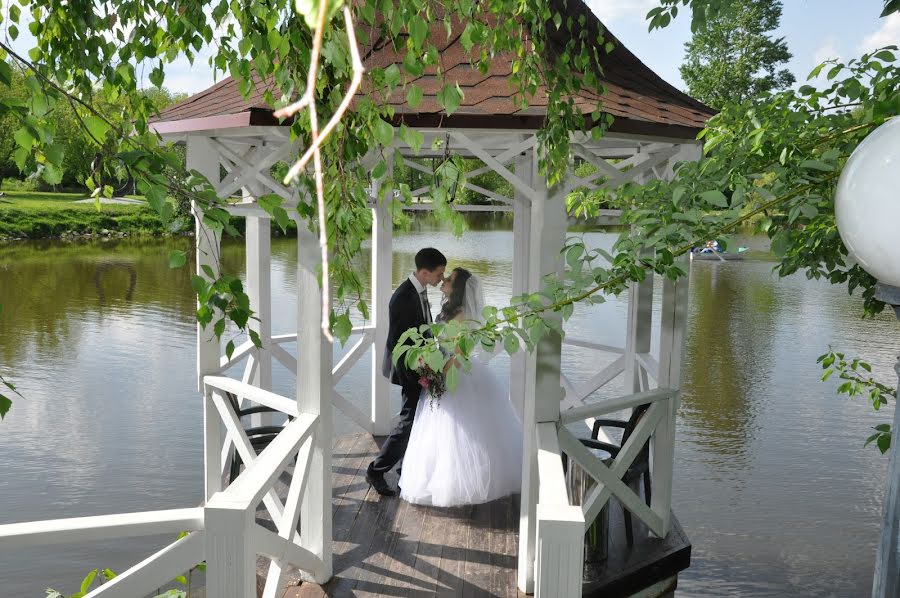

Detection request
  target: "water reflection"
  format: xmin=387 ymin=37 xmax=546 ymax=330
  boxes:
xmin=1 ymin=221 xmax=898 ymax=597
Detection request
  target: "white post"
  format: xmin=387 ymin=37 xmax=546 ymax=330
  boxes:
xmin=872 ymin=286 xmax=900 ymax=598
xmin=188 ymin=135 xmax=223 ymax=392
xmin=511 ymin=152 xmax=533 ymax=422
xmin=246 ymin=202 xmax=274 ymax=428
xmin=535 ymin=505 xmax=585 ymax=598
xmin=296 ymin=222 xmax=333 ymax=582
xmin=623 ymin=270 xmax=654 ymax=394
xmin=518 ymin=150 xmax=568 ymax=594
xmin=371 ymin=166 xmax=393 ymax=435
xmin=652 ymin=256 xmax=691 ymax=537
xmin=204 ymin=500 xmax=255 ymax=598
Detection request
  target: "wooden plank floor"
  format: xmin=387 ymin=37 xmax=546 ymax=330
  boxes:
xmin=282 ymin=434 xmax=525 ymax=598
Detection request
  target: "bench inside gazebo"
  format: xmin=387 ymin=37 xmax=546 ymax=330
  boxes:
xmin=0 ymin=3 xmax=713 ymax=597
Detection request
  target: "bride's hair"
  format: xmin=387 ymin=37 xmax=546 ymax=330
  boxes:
xmin=438 ymin=267 xmax=473 ymax=322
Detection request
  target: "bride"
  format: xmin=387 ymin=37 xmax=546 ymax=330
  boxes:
xmin=399 ymin=267 xmax=523 ymax=507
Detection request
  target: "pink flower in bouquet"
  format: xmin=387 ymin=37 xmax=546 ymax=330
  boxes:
xmin=419 ymin=376 xmax=430 ymax=388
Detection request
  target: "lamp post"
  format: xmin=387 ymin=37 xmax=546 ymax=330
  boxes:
xmin=834 ymin=116 xmax=900 ymax=598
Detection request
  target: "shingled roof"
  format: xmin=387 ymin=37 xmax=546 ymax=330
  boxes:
xmin=153 ymin=1 xmax=714 ymax=139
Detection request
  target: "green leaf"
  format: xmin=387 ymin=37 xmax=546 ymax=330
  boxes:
xmin=83 ymin=115 xmax=111 ymax=144
xmin=437 ymin=84 xmax=463 ymax=115
xmin=0 ymin=395 xmax=11 ymax=419
xmin=373 ymin=119 xmax=394 ymax=147
xmin=700 ymin=189 xmax=728 ymax=208
xmin=799 ymin=159 xmax=834 ymax=172
xmin=503 ymin=334 xmax=520 ymax=355
xmin=406 ymin=84 xmax=423 ymax=109
xmin=881 ymin=0 xmax=900 ymax=17
xmin=671 ymin=186 xmax=686 ymax=206
xmin=333 ymin=313 xmax=353 ymax=344
xmin=225 ymin=339 xmax=235 ymax=359
xmin=409 ymin=18 xmax=428 ymax=47
xmin=0 ymin=61 xmax=12 ymax=86
xmin=445 ymin=361 xmax=459 ymax=392
xmin=169 ymin=250 xmax=187 ymax=269
xmin=13 ymin=127 xmax=34 ymax=149
xmin=80 ymin=569 xmax=98 ymax=596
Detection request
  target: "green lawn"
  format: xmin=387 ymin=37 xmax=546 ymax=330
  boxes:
xmin=0 ymin=190 xmax=170 ymax=239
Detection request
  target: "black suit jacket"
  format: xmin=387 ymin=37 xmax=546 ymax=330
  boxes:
xmin=381 ymin=278 xmax=430 ymax=386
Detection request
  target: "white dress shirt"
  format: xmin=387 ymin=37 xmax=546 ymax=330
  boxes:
xmin=408 ymin=273 xmax=431 ymax=322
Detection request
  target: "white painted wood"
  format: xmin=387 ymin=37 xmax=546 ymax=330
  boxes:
xmin=651 ymin=257 xmax=691 ymax=537
xmin=562 ymin=337 xmax=625 ymax=354
xmin=0 ymin=508 xmax=204 ymax=547
xmin=211 ymin=390 xmax=286 ymax=521
xmin=251 ymin=524 xmax=323 ymax=578
xmin=873 ymin=355 xmax=900 ymax=598
xmin=333 ymin=333 xmax=372 ymax=382
xmin=204 ymin=500 xmax=255 ymax=598
xmin=84 ymin=532 xmax=204 ymax=598
xmin=514 ymin=150 xmax=537 ymax=595
xmin=246 ymin=209 xmax=274 ymax=429
xmin=271 ymin=342 xmax=299 ymax=374
xmin=204 ymin=376 xmax=299 ymax=417
xmin=262 ymin=432 xmax=317 ymax=598
xmin=204 ymin=388 xmax=223 ymax=501
xmin=637 ymin=352 xmax=660 ymax=383
xmin=219 ymin=340 xmax=255 ymax=371
xmin=223 ymin=412 xmax=318 ymax=507
xmin=624 ymin=270 xmax=654 ymax=395
xmin=371 ymin=181 xmax=394 ymax=435
xmin=534 ymin=504 xmax=584 ymax=598
xmin=221 ymin=354 xmax=260 ymax=472
xmin=296 ymin=220 xmax=334 ymax=582
xmin=559 ymin=388 xmax=676 ymax=424
xmin=558 ymin=426 xmax=665 ymax=537
xmin=333 ymin=390 xmax=375 ymax=434
xmin=536 ymin=422 xmax=569 ymax=505
xmin=451 ymin=132 xmax=540 ymax=202
xmin=564 ymin=354 xmax=627 ymax=407
xmin=519 ymin=149 xmax=569 ymax=593
xmin=574 ymin=401 xmax=666 ymax=531
xmin=188 ymin=136 xmax=223 ymax=393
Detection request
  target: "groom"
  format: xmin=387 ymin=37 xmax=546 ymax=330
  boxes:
xmin=365 ymin=247 xmax=447 ymax=496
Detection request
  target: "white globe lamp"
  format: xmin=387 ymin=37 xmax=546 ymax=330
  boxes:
xmin=835 ymin=117 xmax=900 ymax=287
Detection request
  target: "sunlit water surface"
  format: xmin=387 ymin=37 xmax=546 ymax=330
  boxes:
xmin=1 ymin=218 xmax=897 ymax=596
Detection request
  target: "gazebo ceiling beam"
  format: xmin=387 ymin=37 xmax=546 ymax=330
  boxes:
xmin=213 ymin=140 xmax=295 ymax=199
xmin=213 ymin=139 xmax=297 ymax=201
xmin=450 ymin=131 xmax=539 ymax=202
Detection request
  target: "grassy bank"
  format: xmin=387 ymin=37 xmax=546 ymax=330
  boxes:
xmin=0 ymin=191 xmax=172 ymax=239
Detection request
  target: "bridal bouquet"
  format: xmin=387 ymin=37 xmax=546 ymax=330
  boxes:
xmin=416 ymin=359 xmax=447 ymax=408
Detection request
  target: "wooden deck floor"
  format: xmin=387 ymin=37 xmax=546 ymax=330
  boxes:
xmin=283 ymin=433 xmax=524 ymax=598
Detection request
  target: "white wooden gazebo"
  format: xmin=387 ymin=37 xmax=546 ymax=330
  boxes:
xmin=0 ymin=4 xmax=713 ymax=596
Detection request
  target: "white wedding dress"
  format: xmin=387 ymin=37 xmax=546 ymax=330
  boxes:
xmin=399 ymin=354 xmax=523 ymax=507
xmin=398 ymin=273 xmax=522 ymax=507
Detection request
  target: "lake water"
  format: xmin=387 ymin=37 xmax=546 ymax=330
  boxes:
xmin=1 ymin=218 xmax=898 ymax=596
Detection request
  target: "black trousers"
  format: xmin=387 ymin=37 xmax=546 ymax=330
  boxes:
xmin=367 ymin=379 xmax=421 ymax=476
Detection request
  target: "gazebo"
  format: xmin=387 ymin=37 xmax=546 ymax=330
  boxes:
xmin=0 ymin=4 xmax=713 ymax=598
xmin=151 ymin=4 xmax=713 ymax=596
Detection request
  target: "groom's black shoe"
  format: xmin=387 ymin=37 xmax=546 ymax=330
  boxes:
xmin=365 ymin=468 xmax=396 ymax=496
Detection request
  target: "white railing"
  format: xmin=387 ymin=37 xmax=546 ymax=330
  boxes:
xmin=265 ymin=328 xmax=377 ymax=434
xmin=559 ymin=388 xmax=677 ymax=538
xmin=0 ymin=378 xmax=323 ymax=598
xmin=534 ymin=422 xmax=584 ymax=598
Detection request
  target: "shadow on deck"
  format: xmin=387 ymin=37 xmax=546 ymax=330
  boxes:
xmin=267 ymin=434 xmax=689 ymax=598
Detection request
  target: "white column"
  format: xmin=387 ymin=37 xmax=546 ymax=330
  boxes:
xmin=535 ymin=505 xmax=585 ymax=598
xmin=623 ymin=270 xmax=654 ymax=394
xmin=511 ymin=152 xmax=533 ymax=422
xmin=188 ymin=135 xmax=223 ymax=393
xmin=246 ymin=190 xmax=273 ymax=427
xmin=204 ymin=500 xmax=255 ymax=598
xmin=518 ymin=150 xmax=568 ymax=594
xmin=371 ymin=169 xmax=393 ymax=435
xmin=296 ymin=221 xmax=333 ymax=582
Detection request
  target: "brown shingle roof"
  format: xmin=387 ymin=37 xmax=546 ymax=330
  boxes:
xmin=153 ymin=0 xmax=714 ymax=139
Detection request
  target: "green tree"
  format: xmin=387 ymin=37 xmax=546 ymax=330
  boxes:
xmin=0 ymin=62 xmax=28 ymax=189
xmin=679 ymin=0 xmax=795 ymax=108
